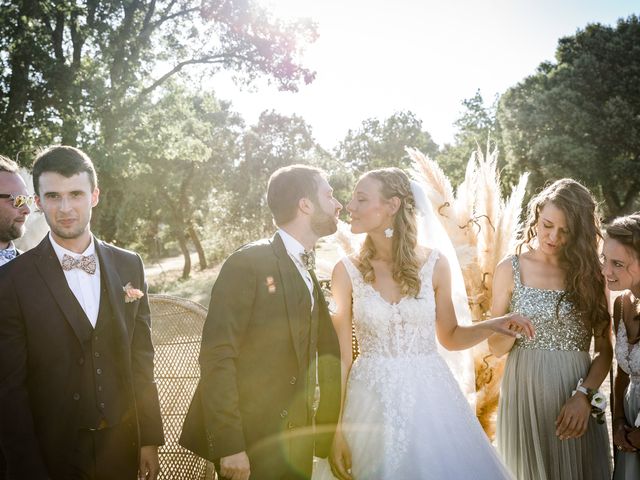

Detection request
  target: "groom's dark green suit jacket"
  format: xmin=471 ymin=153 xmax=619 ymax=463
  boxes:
xmin=180 ymin=233 xmax=341 ymax=479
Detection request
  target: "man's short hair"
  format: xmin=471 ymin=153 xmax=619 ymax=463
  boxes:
xmin=0 ymin=155 xmax=19 ymax=174
xmin=32 ymin=146 xmax=98 ymax=196
xmin=267 ymin=164 xmax=324 ymax=226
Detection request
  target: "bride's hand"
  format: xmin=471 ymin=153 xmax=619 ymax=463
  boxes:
xmin=486 ymin=313 xmax=535 ymax=340
xmin=329 ymin=428 xmax=353 ymax=480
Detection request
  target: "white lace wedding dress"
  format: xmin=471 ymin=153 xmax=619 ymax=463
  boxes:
xmin=313 ymin=250 xmax=512 ymax=479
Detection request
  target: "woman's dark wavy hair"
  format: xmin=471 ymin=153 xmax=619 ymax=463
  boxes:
xmin=517 ymin=178 xmax=609 ymax=336
xmin=606 ymin=213 xmax=640 ymax=262
xmin=605 ymin=213 xmax=640 ymax=323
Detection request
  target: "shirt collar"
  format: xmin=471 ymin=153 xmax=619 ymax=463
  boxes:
xmin=49 ymin=232 xmax=96 ymax=264
xmin=277 ymin=228 xmax=308 ymax=261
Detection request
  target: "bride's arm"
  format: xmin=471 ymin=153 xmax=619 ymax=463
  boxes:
xmin=487 ymin=258 xmax=519 ymax=358
xmin=434 ymin=256 xmax=533 ymax=351
xmin=330 ymin=261 xmax=355 ymax=423
xmin=328 ymin=261 xmax=354 ymax=480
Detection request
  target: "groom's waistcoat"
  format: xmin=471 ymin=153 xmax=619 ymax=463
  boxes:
xmin=72 ymin=270 xmax=129 ymax=430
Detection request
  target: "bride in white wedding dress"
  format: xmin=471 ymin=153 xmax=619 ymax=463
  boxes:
xmin=314 ymin=168 xmax=532 ymax=480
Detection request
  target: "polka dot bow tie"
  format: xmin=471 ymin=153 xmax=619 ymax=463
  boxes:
xmin=61 ymin=253 xmax=97 ymax=275
xmin=300 ymin=250 xmax=316 ymax=271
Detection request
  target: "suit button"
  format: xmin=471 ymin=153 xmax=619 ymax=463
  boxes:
xmin=78 ymin=358 xmax=85 ymax=365
xmin=73 ymin=393 xmax=80 ymax=401
xmin=290 ymin=376 xmax=297 ymax=385
xmin=97 ymin=385 xmax=103 ymax=391
xmin=96 ymin=368 xmax=102 ymax=375
xmin=94 ymin=352 xmax=100 ymax=358
xmin=280 ymin=409 xmax=288 ymax=418
xmin=99 ymin=402 xmax=105 ymax=409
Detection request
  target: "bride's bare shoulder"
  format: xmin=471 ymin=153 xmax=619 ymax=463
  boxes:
xmin=415 ymin=246 xmax=433 ymax=264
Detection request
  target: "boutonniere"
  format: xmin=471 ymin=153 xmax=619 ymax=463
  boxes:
xmin=265 ymin=276 xmax=277 ymax=294
xmin=123 ymin=282 xmax=144 ymax=303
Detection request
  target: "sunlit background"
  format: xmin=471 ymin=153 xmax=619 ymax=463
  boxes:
xmin=208 ymin=0 xmax=637 ymax=147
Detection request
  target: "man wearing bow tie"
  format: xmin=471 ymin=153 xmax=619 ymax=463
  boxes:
xmin=0 ymin=146 xmax=164 ymax=479
xmin=181 ymin=165 xmax=343 ymax=480
xmin=0 ymin=155 xmax=32 ymax=266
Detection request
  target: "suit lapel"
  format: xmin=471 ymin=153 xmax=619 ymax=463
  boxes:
xmin=33 ymin=236 xmax=89 ymax=342
xmin=272 ymin=233 xmax=307 ymax=368
xmin=94 ymin=238 xmax=128 ymax=343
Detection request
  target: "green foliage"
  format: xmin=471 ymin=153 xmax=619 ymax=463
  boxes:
xmin=0 ymin=0 xmax=319 ymax=244
xmin=499 ymin=15 xmax=640 ymax=218
xmin=115 ymin=82 xmax=244 ymax=276
xmin=435 ymin=90 xmax=503 ymax=188
xmin=219 ymin=110 xmax=333 ymax=243
xmin=335 ymin=111 xmax=439 ymax=175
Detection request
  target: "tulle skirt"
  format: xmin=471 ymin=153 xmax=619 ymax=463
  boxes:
xmin=314 ymin=353 xmax=512 ymax=479
xmin=614 ymin=380 xmax=640 ymax=479
xmin=497 ymin=347 xmax=611 ymax=480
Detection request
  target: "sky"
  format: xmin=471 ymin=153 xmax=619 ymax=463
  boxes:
xmin=205 ymin=0 xmax=638 ymax=150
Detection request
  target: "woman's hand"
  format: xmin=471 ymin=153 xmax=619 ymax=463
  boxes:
xmin=329 ymin=428 xmax=353 ymax=480
xmin=485 ymin=313 xmax=535 ymax=340
xmin=624 ymin=424 xmax=640 ymax=450
xmin=555 ymin=393 xmax=591 ymax=440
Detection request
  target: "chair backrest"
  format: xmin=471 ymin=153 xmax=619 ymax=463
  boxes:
xmin=149 ymin=294 xmax=215 ymax=480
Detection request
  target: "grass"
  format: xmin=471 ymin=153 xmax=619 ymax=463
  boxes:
xmin=147 ymin=262 xmax=219 ymax=308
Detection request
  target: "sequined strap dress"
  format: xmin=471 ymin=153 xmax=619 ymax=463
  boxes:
xmin=496 ymin=255 xmax=611 ymax=480
xmin=613 ymin=299 xmax=640 ymax=479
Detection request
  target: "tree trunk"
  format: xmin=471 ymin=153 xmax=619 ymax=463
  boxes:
xmin=188 ymin=225 xmax=208 ymax=270
xmin=177 ymin=232 xmax=191 ymax=280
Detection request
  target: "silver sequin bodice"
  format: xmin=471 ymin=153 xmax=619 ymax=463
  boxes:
xmin=509 ymin=255 xmax=591 ymax=352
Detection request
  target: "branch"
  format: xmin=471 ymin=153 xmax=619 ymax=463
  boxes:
xmin=136 ymin=53 xmax=248 ymax=99
xmin=148 ymin=7 xmax=200 ymax=32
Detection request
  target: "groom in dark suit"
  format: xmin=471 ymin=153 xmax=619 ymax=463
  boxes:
xmin=0 ymin=146 xmax=164 ymax=479
xmin=180 ymin=165 xmax=342 ymax=480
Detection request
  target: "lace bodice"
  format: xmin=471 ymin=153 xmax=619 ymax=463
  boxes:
xmin=616 ymin=317 xmax=640 ymax=383
xmin=341 ymin=249 xmax=440 ymax=358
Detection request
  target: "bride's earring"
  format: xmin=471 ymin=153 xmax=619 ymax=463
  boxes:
xmin=384 ymin=227 xmax=394 ymax=238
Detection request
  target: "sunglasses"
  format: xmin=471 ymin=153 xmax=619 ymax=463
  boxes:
xmin=0 ymin=193 xmax=35 ymax=208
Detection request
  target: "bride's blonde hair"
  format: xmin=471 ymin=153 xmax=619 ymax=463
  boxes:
xmin=357 ymin=168 xmax=422 ymax=297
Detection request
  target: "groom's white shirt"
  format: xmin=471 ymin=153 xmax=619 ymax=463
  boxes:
xmin=49 ymin=232 xmax=101 ymax=327
xmin=277 ymin=228 xmax=314 ymax=308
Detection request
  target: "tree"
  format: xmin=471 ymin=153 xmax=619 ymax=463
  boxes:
xmin=222 ymin=111 xmax=332 ymax=242
xmin=0 ymin=0 xmax=318 ymax=241
xmin=118 ymin=83 xmax=243 ymax=278
xmin=335 ymin=111 xmax=439 ymax=175
xmin=0 ymin=0 xmax=316 ymax=151
xmin=435 ymin=90 xmax=502 ymax=187
xmin=499 ymin=15 xmax=640 ymax=218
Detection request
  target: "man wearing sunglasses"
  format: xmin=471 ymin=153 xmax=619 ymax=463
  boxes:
xmin=0 ymin=155 xmax=32 ymax=266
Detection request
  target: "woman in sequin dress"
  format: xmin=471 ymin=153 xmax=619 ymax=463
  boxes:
xmin=602 ymin=214 xmax=640 ymax=478
xmin=488 ymin=179 xmax=612 ymax=480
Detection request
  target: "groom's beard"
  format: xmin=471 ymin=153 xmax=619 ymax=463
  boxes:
xmin=311 ymin=209 xmax=338 ymax=238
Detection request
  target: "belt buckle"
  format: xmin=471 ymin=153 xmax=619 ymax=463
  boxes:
xmin=90 ymin=418 xmax=109 ymax=431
